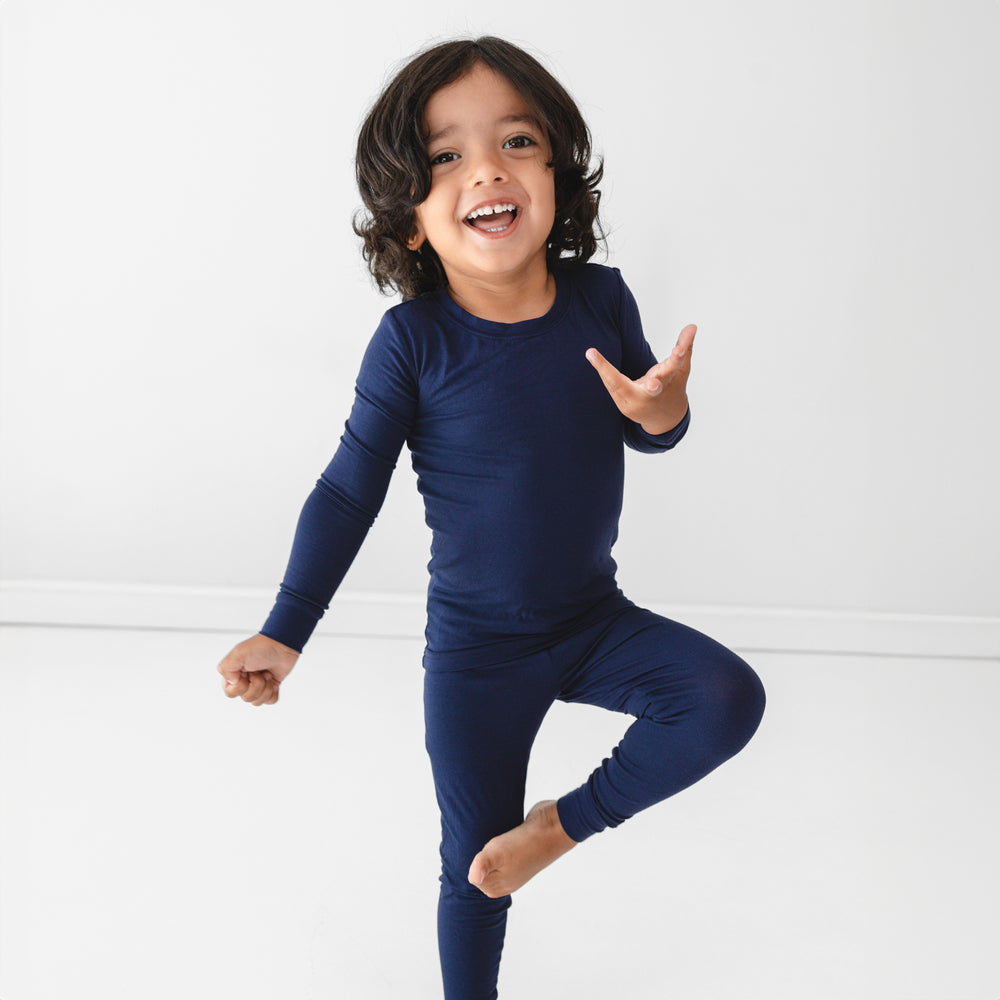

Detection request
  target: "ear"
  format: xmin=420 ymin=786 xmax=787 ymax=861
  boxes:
xmin=407 ymin=220 xmax=426 ymax=252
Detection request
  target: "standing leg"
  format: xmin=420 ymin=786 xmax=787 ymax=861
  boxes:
xmin=556 ymin=606 xmax=766 ymax=842
xmin=423 ymin=656 xmax=558 ymax=1000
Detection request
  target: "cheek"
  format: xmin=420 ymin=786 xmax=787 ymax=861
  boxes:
xmin=538 ymin=177 xmax=557 ymax=220
xmin=417 ymin=185 xmax=450 ymax=222
xmin=412 ymin=195 xmax=453 ymax=249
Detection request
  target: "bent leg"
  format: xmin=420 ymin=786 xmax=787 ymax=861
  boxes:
xmin=424 ymin=659 xmax=557 ymax=1000
xmin=555 ymin=607 xmax=766 ymax=842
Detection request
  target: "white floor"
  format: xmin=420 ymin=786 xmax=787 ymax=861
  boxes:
xmin=0 ymin=624 xmax=997 ymax=1000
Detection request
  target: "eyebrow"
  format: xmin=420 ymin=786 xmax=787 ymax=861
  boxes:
xmin=424 ymin=113 xmax=542 ymax=148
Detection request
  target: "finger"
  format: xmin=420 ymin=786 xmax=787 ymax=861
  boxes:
xmin=218 ymin=647 xmax=247 ymax=696
xmin=222 ymin=671 xmax=250 ymax=698
xmin=261 ymin=672 xmax=281 ymax=702
xmin=675 ymin=323 xmax=697 ymax=356
xmin=647 ymin=325 xmax=698 ymax=383
xmin=248 ymin=673 xmax=280 ymax=707
xmin=241 ymin=672 xmax=268 ymax=705
xmin=252 ymin=676 xmax=279 ymax=707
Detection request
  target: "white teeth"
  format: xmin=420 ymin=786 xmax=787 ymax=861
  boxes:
xmin=466 ymin=202 xmax=516 ymax=221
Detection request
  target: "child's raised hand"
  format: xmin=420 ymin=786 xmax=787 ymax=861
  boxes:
xmin=586 ymin=324 xmax=696 ymax=436
xmin=217 ymin=633 xmax=299 ymax=706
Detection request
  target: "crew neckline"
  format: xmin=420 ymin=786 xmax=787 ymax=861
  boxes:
xmin=432 ymin=264 xmax=574 ymax=339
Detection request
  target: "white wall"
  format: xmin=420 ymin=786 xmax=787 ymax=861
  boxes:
xmin=2 ymin=0 xmax=998 ymax=621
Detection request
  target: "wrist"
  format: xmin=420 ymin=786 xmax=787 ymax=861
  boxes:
xmin=640 ymin=398 xmax=689 ymax=437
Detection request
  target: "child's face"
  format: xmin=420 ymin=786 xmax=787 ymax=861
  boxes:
xmin=411 ymin=63 xmax=556 ymax=292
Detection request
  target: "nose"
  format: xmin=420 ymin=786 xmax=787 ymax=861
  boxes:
xmin=467 ymin=145 xmax=507 ymax=187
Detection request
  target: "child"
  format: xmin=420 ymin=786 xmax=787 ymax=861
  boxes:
xmin=217 ymin=36 xmax=765 ymax=1000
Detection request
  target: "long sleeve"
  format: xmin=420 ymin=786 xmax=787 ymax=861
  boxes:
xmin=260 ymin=315 xmax=418 ymax=652
xmin=613 ymin=269 xmax=691 ymax=454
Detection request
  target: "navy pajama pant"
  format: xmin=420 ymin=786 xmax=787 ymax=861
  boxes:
xmin=423 ymin=605 xmax=766 ymax=1000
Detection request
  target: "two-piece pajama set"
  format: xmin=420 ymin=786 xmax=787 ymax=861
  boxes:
xmin=261 ymin=262 xmax=765 ymax=999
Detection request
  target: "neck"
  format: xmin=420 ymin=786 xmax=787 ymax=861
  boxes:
xmin=444 ymin=257 xmax=556 ymax=323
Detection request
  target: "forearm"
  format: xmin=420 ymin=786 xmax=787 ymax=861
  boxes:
xmin=260 ymin=478 xmax=374 ymax=652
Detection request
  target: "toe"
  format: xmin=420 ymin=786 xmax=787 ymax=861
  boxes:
xmin=467 ymin=850 xmax=491 ymax=887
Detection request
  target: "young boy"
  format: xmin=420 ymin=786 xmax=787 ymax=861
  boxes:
xmin=218 ymin=37 xmax=765 ymax=1000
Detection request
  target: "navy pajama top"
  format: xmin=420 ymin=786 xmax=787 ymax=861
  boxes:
xmin=261 ymin=263 xmax=689 ymax=671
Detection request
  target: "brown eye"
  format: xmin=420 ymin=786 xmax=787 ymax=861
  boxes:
xmin=430 ymin=151 xmax=459 ymax=166
xmin=503 ymin=135 xmax=535 ymax=149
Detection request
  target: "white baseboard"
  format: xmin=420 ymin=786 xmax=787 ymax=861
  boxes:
xmin=1 ymin=579 xmax=997 ymax=660
xmin=0 ymin=580 xmax=426 ymax=640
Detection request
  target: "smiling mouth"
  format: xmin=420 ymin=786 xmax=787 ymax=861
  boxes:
xmin=465 ymin=203 xmax=518 ymax=233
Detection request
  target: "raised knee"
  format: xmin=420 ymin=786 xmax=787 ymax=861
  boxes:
xmin=709 ymin=654 xmax=765 ymax=754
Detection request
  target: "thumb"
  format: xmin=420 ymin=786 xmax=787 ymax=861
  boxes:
xmin=221 ymin=669 xmax=249 ymax=697
xmin=218 ymin=647 xmax=251 ymax=697
xmin=586 ymin=348 xmax=633 ymax=404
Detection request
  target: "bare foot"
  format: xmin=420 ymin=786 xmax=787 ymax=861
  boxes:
xmin=467 ymin=800 xmax=577 ymax=898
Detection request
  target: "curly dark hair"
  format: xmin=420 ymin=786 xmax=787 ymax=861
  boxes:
xmin=353 ymin=37 xmax=605 ymax=300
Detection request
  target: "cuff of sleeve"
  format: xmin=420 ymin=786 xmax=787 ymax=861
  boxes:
xmin=629 ymin=405 xmax=690 ymax=453
xmin=260 ymin=594 xmax=323 ymax=654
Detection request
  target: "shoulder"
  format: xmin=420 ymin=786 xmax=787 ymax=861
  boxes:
xmin=386 ymin=285 xmax=446 ymax=320
xmin=559 ymin=261 xmax=632 ymax=307
xmin=359 ymin=288 xmax=453 ymax=385
xmin=556 ymin=261 xmax=635 ymax=325
xmin=375 ymin=287 xmax=456 ymax=344
xmin=558 ymin=260 xmax=625 ymax=292
xmin=369 ymin=289 xmax=444 ymax=344
xmin=359 ymin=296 xmax=428 ymax=378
